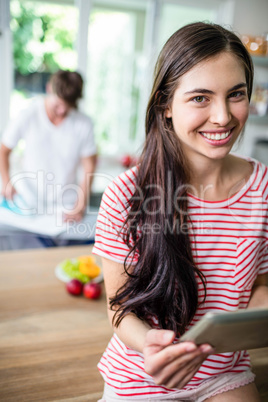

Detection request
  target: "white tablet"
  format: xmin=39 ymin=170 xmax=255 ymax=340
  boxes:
xmin=180 ymin=308 xmax=268 ymax=353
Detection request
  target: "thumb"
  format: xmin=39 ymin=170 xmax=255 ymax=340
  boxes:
xmin=145 ymin=329 xmax=175 ymax=348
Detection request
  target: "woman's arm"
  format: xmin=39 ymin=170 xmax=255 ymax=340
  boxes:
xmin=101 ymin=256 xmax=214 ymax=388
xmin=102 ymin=256 xmax=151 ymax=351
xmin=248 ymin=273 xmax=268 ymax=309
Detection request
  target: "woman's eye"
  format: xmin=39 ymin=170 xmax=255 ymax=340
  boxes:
xmin=193 ymin=96 xmax=206 ymax=103
xmin=229 ymin=91 xmax=245 ymax=99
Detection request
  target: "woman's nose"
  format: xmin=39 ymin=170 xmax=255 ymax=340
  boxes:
xmin=209 ymin=100 xmax=232 ymax=126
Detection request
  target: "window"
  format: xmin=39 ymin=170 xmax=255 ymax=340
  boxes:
xmin=83 ymin=0 xmax=220 ymax=158
xmin=85 ymin=4 xmax=146 ymax=156
xmin=158 ymin=3 xmax=216 ymax=51
xmin=6 ymin=0 xmax=229 ymax=159
xmin=10 ymin=0 xmax=78 ymax=117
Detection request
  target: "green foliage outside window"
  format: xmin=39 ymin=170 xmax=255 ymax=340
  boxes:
xmin=10 ymin=0 xmax=78 ymax=75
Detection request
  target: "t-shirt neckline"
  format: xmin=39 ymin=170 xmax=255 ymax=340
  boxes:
xmin=39 ymin=97 xmax=72 ymax=130
xmin=187 ymin=157 xmax=258 ymax=209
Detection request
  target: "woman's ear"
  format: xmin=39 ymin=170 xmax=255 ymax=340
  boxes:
xmin=165 ymin=106 xmax=172 ymax=118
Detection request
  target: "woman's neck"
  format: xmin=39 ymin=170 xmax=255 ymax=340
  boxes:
xmin=187 ymin=154 xmax=252 ymax=201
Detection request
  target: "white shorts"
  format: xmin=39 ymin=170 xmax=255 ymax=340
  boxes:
xmin=98 ymin=370 xmax=255 ymax=401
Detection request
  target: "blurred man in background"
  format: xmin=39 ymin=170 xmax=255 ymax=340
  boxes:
xmin=0 ymin=70 xmax=97 ymax=223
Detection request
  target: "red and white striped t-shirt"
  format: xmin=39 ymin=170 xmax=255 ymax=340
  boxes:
xmin=93 ymin=157 xmax=268 ymax=398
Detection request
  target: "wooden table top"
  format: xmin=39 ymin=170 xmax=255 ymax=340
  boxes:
xmin=0 ymin=246 xmax=267 ymax=401
xmin=0 ymin=246 xmax=112 ymax=402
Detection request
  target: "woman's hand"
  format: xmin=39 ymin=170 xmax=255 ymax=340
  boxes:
xmin=143 ymin=329 xmax=214 ymax=389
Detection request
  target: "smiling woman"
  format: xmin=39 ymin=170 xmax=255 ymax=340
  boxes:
xmin=92 ymin=22 xmax=268 ymax=402
xmin=165 ymin=52 xmax=250 ymax=166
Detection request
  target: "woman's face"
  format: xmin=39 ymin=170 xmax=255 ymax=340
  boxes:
xmin=165 ymin=52 xmax=249 ymax=163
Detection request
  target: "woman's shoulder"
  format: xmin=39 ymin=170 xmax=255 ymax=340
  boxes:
xmin=232 ymin=152 xmax=266 ymax=165
xmin=102 ymin=165 xmax=139 ymax=207
xmin=109 ymin=165 xmax=138 ymax=188
xmin=232 ymin=153 xmax=268 ymax=198
xmin=231 ymin=153 xmax=267 ymax=174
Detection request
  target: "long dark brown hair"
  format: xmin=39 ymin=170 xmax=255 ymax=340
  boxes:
xmin=110 ymin=22 xmax=254 ymax=335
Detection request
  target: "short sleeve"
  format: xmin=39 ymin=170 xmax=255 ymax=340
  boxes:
xmin=79 ymin=115 xmax=97 ymax=157
xmin=92 ymin=168 xmax=138 ymax=264
xmin=1 ymin=106 xmax=33 ymax=149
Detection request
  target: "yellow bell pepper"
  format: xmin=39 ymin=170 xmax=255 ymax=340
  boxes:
xmin=78 ymin=255 xmax=101 ymax=278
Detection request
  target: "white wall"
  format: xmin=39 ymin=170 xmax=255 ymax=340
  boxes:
xmin=232 ymin=0 xmax=268 ymax=36
xmin=231 ymin=0 xmax=268 ymax=160
xmin=0 ymin=0 xmax=13 ymax=134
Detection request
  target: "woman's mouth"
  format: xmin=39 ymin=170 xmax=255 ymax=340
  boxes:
xmin=199 ymin=129 xmax=233 ymax=145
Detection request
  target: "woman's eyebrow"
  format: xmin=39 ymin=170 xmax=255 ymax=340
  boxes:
xmin=184 ymin=88 xmax=214 ymax=95
xmin=184 ymin=82 xmax=247 ymax=95
xmin=228 ymin=82 xmax=247 ymax=92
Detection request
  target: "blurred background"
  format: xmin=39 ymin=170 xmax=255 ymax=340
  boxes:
xmin=0 ymin=0 xmax=268 ymax=197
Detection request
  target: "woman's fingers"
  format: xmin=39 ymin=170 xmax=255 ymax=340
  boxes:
xmin=144 ymin=329 xmax=175 ymax=349
xmin=144 ymin=329 xmax=176 ymax=365
xmin=148 ymin=343 xmax=210 ymax=387
xmin=144 ymin=330 xmax=179 ymax=374
xmin=158 ymin=351 xmax=211 ymax=389
xmin=146 ymin=341 xmax=194 ymax=370
xmin=143 ymin=329 xmax=214 ymax=389
xmin=144 ymin=334 xmax=197 ymax=377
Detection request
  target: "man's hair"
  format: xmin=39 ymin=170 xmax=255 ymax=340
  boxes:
xmin=49 ymin=70 xmax=84 ymax=108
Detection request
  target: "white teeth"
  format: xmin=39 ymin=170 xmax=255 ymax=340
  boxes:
xmin=201 ymin=130 xmax=231 ymax=140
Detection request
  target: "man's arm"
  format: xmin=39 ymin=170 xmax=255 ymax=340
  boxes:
xmin=64 ymin=153 xmax=97 ymax=222
xmin=0 ymin=143 xmax=16 ymax=199
xmin=79 ymin=153 xmax=98 ymax=204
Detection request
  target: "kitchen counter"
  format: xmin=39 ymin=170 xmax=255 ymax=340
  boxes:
xmin=0 ymin=245 xmax=112 ymax=401
xmin=0 ymin=245 xmax=267 ymax=401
